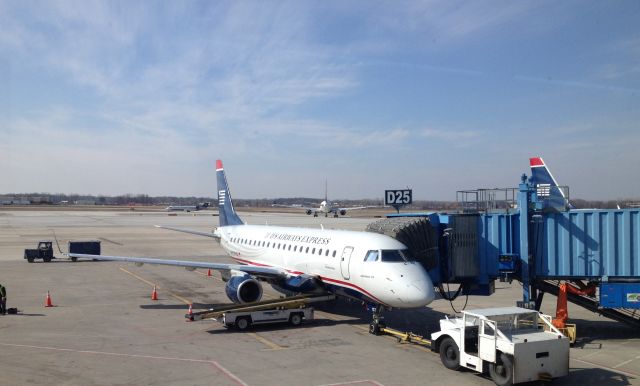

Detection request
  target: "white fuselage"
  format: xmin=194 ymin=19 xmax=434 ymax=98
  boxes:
xmin=216 ymin=224 xmax=436 ymax=308
xmin=166 ymin=205 xmax=199 ymax=212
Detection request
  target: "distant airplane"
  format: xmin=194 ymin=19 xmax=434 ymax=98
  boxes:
xmin=71 ymin=160 xmax=435 ymax=325
xmin=165 ymin=203 xmax=210 ymax=212
xmin=274 ymin=180 xmax=373 ymax=218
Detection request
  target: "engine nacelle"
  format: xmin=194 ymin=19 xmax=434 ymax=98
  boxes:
xmin=225 ymin=274 xmax=263 ymax=304
xmin=306 ymin=209 xmax=312 ymax=215
xmin=339 ymin=209 xmax=347 ymax=216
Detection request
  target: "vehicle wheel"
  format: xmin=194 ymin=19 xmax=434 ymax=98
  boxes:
xmin=439 ymin=337 xmax=460 ymax=370
xmin=235 ymin=317 xmax=251 ymax=331
xmin=27 ymin=257 xmax=34 ymax=263
xmin=489 ymin=353 xmax=514 ymax=386
xmin=289 ymin=313 xmax=303 ymax=326
xmin=43 ymin=257 xmax=51 ymax=263
xmin=71 ymin=256 xmax=77 ymax=262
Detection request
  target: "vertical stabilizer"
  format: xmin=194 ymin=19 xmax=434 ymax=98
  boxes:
xmin=529 ymin=157 xmax=572 ymax=210
xmin=216 ymin=160 xmax=244 ymax=227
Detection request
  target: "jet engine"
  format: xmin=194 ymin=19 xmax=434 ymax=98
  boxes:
xmin=225 ymin=274 xmax=263 ymax=303
xmin=339 ymin=209 xmax=347 ymax=216
xmin=306 ymin=209 xmax=312 ymax=215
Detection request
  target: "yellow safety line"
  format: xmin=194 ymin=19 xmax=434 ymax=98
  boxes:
xmin=247 ymin=332 xmax=287 ymax=351
xmin=118 ymin=266 xmax=192 ymax=305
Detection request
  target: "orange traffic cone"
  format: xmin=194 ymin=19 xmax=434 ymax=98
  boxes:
xmin=185 ymin=304 xmax=193 ymax=322
xmin=151 ymin=285 xmax=158 ymax=301
xmin=45 ymin=291 xmax=54 ymax=307
xmin=207 ymin=268 xmax=212 ymax=277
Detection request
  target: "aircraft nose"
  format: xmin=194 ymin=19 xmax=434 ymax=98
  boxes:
xmin=404 ymin=280 xmax=435 ymax=307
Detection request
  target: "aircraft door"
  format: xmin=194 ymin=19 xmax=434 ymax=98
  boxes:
xmin=478 ymin=319 xmax=497 ymax=362
xmin=340 ymin=246 xmax=354 ymax=280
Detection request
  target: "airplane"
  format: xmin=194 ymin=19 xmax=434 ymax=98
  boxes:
xmin=274 ymin=180 xmax=373 ymax=218
xmin=165 ymin=202 xmax=210 ymax=212
xmin=529 ymin=157 xmax=573 ymax=210
xmin=70 ymin=160 xmax=436 ymax=326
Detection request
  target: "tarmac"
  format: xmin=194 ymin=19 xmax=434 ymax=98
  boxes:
xmin=0 ymin=209 xmax=638 ymax=385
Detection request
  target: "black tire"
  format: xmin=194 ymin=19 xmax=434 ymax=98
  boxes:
xmin=489 ymin=353 xmax=514 ymax=386
xmin=43 ymin=257 xmax=51 ymax=263
xmin=27 ymin=257 xmax=34 ymax=263
xmin=289 ymin=313 xmax=303 ymax=326
xmin=235 ymin=316 xmax=251 ymax=331
xmin=369 ymin=323 xmax=381 ymax=335
xmin=439 ymin=337 xmax=460 ymax=370
xmin=71 ymin=256 xmax=77 ymax=262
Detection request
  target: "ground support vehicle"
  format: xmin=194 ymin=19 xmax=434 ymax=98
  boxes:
xmin=431 ymin=307 xmax=569 ymax=386
xmin=67 ymin=240 xmax=101 ymax=261
xmin=221 ymin=307 xmax=313 ymax=330
xmin=24 ymin=241 xmax=54 ymax=263
xmin=186 ymin=293 xmax=335 ymax=330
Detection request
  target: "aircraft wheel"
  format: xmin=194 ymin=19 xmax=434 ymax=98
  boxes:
xmin=289 ymin=313 xmax=303 ymax=326
xmin=489 ymin=353 xmax=513 ymax=386
xmin=235 ymin=316 xmax=251 ymax=331
xmin=439 ymin=337 xmax=460 ymax=370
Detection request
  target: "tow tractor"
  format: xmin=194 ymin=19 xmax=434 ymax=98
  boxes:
xmin=186 ymin=294 xmax=335 ymax=330
xmin=372 ymin=307 xmax=568 ymax=385
xmin=431 ymin=307 xmax=569 ymax=386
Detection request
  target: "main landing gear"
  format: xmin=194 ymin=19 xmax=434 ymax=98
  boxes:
xmin=368 ymin=304 xmax=387 ymax=335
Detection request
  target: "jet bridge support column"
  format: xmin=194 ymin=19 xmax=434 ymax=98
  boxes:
xmin=518 ymin=174 xmax=533 ymax=307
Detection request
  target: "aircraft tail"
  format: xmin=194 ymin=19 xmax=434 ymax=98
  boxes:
xmin=216 ymin=160 xmax=244 ymax=227
xmin=529 ymin=157 xmax=572 ymax=209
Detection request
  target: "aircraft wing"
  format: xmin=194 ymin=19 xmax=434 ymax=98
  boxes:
xmin=154 ymin=225 xmax=220 ymax=239
xmin=271 ymin=204 xmax=318 ymax=211
xmin=337 ymin=206 xmax=371 ymax=211
xmin=67 ymin=253 xmax=285 ymax=279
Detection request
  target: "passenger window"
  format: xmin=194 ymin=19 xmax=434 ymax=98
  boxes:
xmin=332 ymin=251 xmax=336 ymax=257
xmin=364 ymin=250 xmax=379 ymax=262
xmin=267 ymin=242 xmax=270 ymax=247
xmin=305 ymin=247 xmax=309 ymax=253
xmin=312 ymin=248 xmax=316 ymax=254
xmin=325 ymin=250 xmax=329 ymax=256
xmin=318 ymin=249 xmax=322 ymax=255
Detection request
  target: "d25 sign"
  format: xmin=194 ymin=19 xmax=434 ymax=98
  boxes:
xmin=385 ymin=189 xmax=412 ymax=205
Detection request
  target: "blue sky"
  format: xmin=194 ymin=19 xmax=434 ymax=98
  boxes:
xmin=1 ymin=1 xmax=639 ymax=200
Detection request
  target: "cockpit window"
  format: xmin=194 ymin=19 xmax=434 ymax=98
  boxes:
xmin=364 ymin=250 xmax=379 ymax=262
xmin=380 ymin=249 xmax=414 ymax=262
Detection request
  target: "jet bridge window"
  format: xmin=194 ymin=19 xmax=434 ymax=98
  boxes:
xmin=364 ymin=250 xmax=379 ymax=262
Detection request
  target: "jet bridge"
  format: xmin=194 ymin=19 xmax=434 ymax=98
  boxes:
xmin=381 ymin=174 xmax=640 ymax=327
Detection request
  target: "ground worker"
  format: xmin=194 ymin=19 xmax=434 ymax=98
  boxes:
xmin=0 ymin=283 xmax=6 ymax=314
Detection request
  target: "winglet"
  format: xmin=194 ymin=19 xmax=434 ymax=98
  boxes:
xmin=216 ymin=159 xmax=223 ymax=171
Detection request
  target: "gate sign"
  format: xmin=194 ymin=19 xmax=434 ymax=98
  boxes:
xmin=385 ymin=189 xmax=412 ymax=207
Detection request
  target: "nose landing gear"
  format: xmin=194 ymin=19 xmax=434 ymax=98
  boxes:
xmin=368 ymin=304 xmax=387 ymax=335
